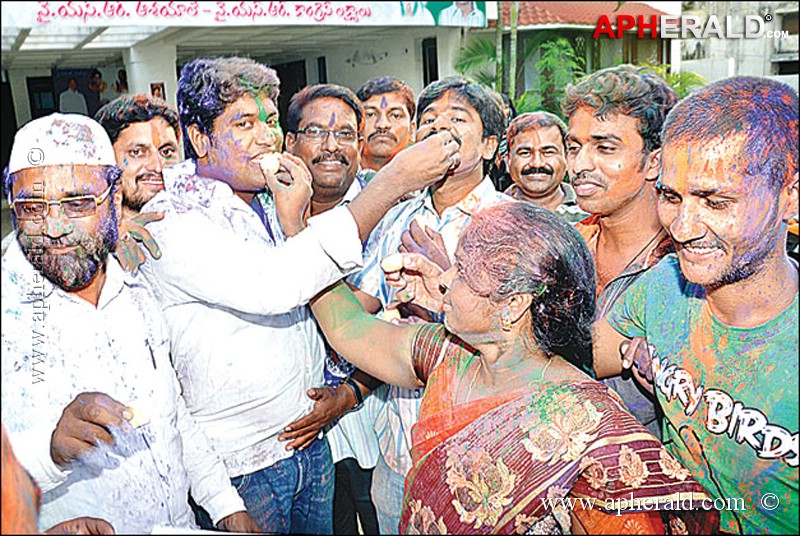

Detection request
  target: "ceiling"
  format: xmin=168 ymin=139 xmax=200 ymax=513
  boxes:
xmin=1 ymin=25 xmax=439 ymax=70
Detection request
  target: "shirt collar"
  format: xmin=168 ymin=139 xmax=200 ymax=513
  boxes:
xmin=561 ymin=183 xmax=579 ymax=205
xmin=419 ymin=176 xmax=498 ymax=217
xmin=504 ymin=182 xmax=579 ymax=207
xmin=341 ymin=177 xmax=363 ymax=205
xmin=162 ymin=159 xmax=254 ymax=212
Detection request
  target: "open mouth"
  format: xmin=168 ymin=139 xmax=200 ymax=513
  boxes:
xmin=678 ymin=243 xmax=722 ymax=262
xmin=138 ymin=177 xmax=164 ymax=187
xmin=315 ymin=157 xmax=347 ymax=168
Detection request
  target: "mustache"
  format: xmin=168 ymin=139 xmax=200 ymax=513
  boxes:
xmin=313 ymin=152 xmax=349 ymax=165
xmin=423 ymin=129 xmax=462 ymax=147
xmin=521 ymin=166 xmax=553 ymax=176
xmin=368 ymin=130 xmax=397 ymax=143
xmin=572 ymin=171 xmax=607 ymax=187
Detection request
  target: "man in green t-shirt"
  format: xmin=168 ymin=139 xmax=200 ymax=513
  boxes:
xmin=593 ymin=77 xmax=799 ymax=534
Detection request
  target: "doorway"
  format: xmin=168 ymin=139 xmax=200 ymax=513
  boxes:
xmin=270 ymin=60 xmax=307 ymax=141
xmin=26 ymin=76 xmax=57 ymax=120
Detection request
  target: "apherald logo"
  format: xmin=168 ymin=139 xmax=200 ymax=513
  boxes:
xmin=594 ymin=14 xmax=789 ymax=39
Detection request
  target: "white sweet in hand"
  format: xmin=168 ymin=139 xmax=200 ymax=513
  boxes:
xmin=128 ymin=406 xmax=151 ymax=428
xmin=256 ymin=153 xmax=281 ymax=175
xmin=377 ymin=308 xmax=401 ymax=322
xmin=380 ymin=253 xmax=404 ymax=273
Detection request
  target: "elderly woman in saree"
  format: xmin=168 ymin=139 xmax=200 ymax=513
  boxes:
xmin=311 ymin=201 xmax=717 ymax=534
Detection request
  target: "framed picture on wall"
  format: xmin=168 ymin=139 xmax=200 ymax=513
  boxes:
xmin=150 ymin=82 xmax=165 ymax=100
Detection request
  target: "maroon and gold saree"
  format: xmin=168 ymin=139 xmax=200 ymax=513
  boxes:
xmin=399 ymin=324 xmax=718 ymax=534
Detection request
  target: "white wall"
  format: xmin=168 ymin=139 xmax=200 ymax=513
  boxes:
xmin=259 ymin=27 xmax=461 ymax=97
xmin=123 ymin=41 xmax=178 ymax=109
xmin=320 ymin=35 xmax=425 ymax=94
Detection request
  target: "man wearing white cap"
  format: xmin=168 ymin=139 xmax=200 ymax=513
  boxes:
xmin=0 ymin=113 xmax=258 ymax=533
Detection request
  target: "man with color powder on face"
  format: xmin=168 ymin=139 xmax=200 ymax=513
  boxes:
xmin=136 ymin=57 xmax=460 ymax=534
xmin=562 ymin=65 xmax=678 ymax=438
xmin=357 ymin=76 xmax=417 ymax=173
xmin=268 ymin=83 xmax=381 ymax=536
xmin=594 ymin=76 xmax=799 ymax=535
xmin=95 ymin=94 xmax=181 ymax=271
xmin=1 ymin=113 xmax=255 ymax=533
xmin=95 ymin=94 xmax=181 ymax=221
xmin=345 ymin=75 xmax=511 ymax=534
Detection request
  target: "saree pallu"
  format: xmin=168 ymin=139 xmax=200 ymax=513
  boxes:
xmin=399 ymin=324 xmax=718 ymax=534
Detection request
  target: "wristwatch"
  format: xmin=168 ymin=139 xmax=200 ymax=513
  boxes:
xmin=342 ymin=376 xmax=364 ymax=413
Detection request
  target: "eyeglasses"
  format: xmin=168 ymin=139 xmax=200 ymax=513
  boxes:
xmin=11 ymin=184 xmax=113 ymax=221
xmin=297 ymin=126 xmax=358 ymax=144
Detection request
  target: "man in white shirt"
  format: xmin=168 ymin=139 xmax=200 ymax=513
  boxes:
xmin=58 ymin=78 xmax=88 ymax=115
xmin=1 ymin=113 xmax=256 ymax=533
xmin=138 ymin=57 xmax=459 ymax=534
xmin=437 ymin=1 xmax=485 ymax=27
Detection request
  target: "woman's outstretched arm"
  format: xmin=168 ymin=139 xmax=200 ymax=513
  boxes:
xmin=311 ymin=281 xmax=424 ymax=389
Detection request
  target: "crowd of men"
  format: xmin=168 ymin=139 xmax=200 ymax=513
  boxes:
xmin=1 ymin=56 xmax=797 ymax=535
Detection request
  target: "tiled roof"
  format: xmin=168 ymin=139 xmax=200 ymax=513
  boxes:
xmin=491 ymin=2 xmax=669 ymax=28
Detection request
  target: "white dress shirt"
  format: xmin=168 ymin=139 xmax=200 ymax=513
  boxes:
xmin=140 ymin=160 xmax=364 ymax=478
xmin=437 ymin=2 xmax=486 ymax=27
xmin=58 ymin=88 xmax=88 ymax=115
xmin=1 ymin=240 xmax=244 ymax=533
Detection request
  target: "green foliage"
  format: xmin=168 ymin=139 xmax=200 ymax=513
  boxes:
xmin=454 ymin=36 xmax=511 ymax=90
xmin=515 ymin=89 xmax=543 ymax=114
xmin=521 ymin=38 xmax=585 ymax=118
xmin=643 ymin=63 xmax=709 ymax=99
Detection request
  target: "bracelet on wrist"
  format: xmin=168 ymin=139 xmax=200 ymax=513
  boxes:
xmin=342 ymin=376 xmax=364 ymax=413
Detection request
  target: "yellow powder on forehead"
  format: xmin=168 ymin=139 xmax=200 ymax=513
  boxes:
xmin=666 ymin=132 xmax=748 ymax=192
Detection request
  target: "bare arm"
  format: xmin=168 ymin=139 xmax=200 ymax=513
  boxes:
xmin=592 ymin=316 xmax=629 ymax=379
xmin=350 ymin=284 xmax=382 ymax=314
xmin=310 ymin=281 xmax=423 ymax=389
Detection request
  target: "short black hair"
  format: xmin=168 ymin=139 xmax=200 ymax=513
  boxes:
xmin=506 ymin=112 xmax=568 ymax=152
xmin=416 ymin=76 xmax=504 ymax=141
xmin=562 ymin=64 xmax=677 ymax=155
xmin=177 ymin=57 xmax=280 ymax=160
xmin=95 ymin=94 xmax=180 ymax=145
xmin=356 ymin=76 xmax=415 ymax=119
xmin=286 ymin=84 xmax=364 ymax=134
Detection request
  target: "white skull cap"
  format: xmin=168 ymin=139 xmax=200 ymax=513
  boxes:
xmin=8 ymin=113 xmax=116 ymax=174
